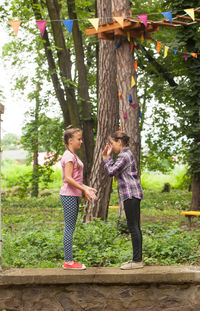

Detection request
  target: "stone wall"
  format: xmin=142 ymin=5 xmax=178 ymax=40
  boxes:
xmin=0 ymin=266 xmax=199 ymax=311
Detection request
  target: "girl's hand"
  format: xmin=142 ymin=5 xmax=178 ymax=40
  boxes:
xmin=102 ymin=144 xmax=112 ymax=160
xmin=83 ymin=186 xmax=97 ymax=202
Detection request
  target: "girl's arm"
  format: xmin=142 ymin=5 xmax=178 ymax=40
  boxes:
xmin=103 ymin=154 xmax=127 ymax=177
xmin=65 ymin=162 xmax=95 ymax=201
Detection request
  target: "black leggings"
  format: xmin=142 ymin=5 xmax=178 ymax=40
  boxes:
xmin=124 ymin=197 xmax=142 ymax=262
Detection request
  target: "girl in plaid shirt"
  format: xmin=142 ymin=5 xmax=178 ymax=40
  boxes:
xmin=102 ymin=131 xmax=143 ymax=270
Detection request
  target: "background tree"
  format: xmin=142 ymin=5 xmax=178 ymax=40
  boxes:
xmin=2 ymin=133 xmax=20 ymax=151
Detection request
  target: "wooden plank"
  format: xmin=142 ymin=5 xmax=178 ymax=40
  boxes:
xmin=176 ymin=15 xmax=200 ymax=22
xmin=153 ymin=21 xmax=179 ymax=27
xmin=97 ymin=33 xmax=114 ymax=40
xmin=86 ymin=20 xmax=132 ymax=36
xmin=181 ymin=211 xmax=200 ymax=216
xmin=172 ymin=20 xmax=189 ymax=26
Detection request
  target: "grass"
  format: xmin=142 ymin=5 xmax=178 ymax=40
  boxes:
xmin=1 ymin=160 xmax=199 ymax=268
xmin=1 ymin=189 xmax=200 ymax=268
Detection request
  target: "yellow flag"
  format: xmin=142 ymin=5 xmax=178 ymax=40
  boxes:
xmin=88 ymin=18 xmax=99 ymax=31
xmin=163 ymin=46 xmax=169 ymax=58
xmin=140 ymin=33 xmax=144 ymax=43
xmin=113 ymin=16 xmax=124 ymax=28
xmin=9 ymin=20 xmax=21 ymax=36
xmin=184 ymin=8 xmax=195 ymax=21
xmin=127 ymin=32 xmax=130 ymax=42
xmin=131 ymin=76 xmax=136 ymax=88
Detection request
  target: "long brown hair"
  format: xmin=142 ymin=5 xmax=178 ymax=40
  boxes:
xmin=64 ymin=127 xmax=82 ymax=169
xmin=110 ymin=131 xmax=130 ymax=147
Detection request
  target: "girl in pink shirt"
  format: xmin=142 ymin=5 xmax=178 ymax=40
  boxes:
xmin=60 ymin=127 xmax=96 ymax=270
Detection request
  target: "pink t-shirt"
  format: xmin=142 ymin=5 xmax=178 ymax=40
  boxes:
xmin=60 ymin=150 xmax=84 ymax=197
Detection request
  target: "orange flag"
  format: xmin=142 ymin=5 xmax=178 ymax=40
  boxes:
xmin=191 ymin=53 xmax=197 ymax=58
xmin=9 ymin=20 xmax=21 ymax=36
xmin=157 ymin=41 xmax=162 ymax=54
xmin=130 ymin=41 xmax=134 ymax=53
xmin=134 ymin=60 xmax=138 ymax=71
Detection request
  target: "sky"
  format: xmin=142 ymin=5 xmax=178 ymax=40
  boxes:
xmin=0 ymin=24 xmax=28 ymax=137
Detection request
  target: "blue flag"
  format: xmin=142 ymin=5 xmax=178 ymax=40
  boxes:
xmin=62 ymin=20 xmax=73 ymax=34
xmin=173 ymin=49 xmax=178 ymax=55
xmin=129 ymin=93 xmax=132 ymax=103
xmin=161 ymin=12 xmax=172 ymax=23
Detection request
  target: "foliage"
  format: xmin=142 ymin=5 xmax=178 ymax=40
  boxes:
xmin=137 ymin=0 xmax=200 ymax=177
xmin=1 ymin=188 xmax=199 ymax=268
xmin=2 ymin=133 xmax=20 ymax=150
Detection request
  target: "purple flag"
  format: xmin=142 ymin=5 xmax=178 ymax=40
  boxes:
xmin=182 ymin=52 xmax=188 ymax=61
xmin=137 ymin=14 xmax=148 ymax=27
xmin=36 ymin=20 xmax=47 ymax=36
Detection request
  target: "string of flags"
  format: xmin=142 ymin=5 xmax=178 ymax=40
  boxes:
xmin=8 ymin=7 xmax=199 ymax=37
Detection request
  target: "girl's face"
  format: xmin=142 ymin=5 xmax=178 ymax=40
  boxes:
xmin=69 ymin=131 xmax=83 ymax=150
xmin=109 ymin=138 xmax=123 ymax=154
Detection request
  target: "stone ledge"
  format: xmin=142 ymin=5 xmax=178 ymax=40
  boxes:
xmin=0 ymin=266 xmax=200 ymax=286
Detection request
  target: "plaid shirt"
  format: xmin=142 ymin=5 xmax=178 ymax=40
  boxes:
xmin=103 ymin=148 xmax=143 ymax=202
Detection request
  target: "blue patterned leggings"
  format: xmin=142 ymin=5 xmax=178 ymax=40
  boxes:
xmin=60 ymin=195 xmax=79 ymax=261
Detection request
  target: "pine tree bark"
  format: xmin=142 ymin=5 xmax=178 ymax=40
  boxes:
xmin=112 ymin=0 xmax=141 ymax=176
xmin=84 ymin=0 xmax=119 ymax=221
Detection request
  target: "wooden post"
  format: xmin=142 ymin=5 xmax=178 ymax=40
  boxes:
xmin=0 ymin=103 xmax=4 ymax=270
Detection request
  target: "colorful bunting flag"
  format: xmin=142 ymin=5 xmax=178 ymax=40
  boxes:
xmin=173 ymin=49 xmax=178 ymax=55
xmin=130 ymin=41 xmax=134 ymax=53
xmin=182 ymin=52 xmax=187 ymax=61
xmin=161 ymin=11 xmax=172 ymax=23
xmin=131 ymin=76 xmax=136 ymax=88
xmin=129 ymin=94 xmax=132 ymax=103
xmin=163 ymin=46 xmax=169 ymax=58
xmin=184 ymin=8 xmax=195 ymax=21
xmin=140 ymin=33 xmax=144 ymax=43
xmin=9 ymin=20 xmax=21 ymax=36
xmin=118 ymin=92 xmax=122 ymax=100
xmin=157 ymin=41 xmax=162 ymax=54
xmin=130 ymin=103 xmax=139 ymax=109
xmin=123 ymin=111 xmax=127 ymax=119
xmin=88 ymin=18 xmax=99 ymax=31
xmin=36 ymin=20 xmax=47 ymax=36
xmin=134 ymin=60 xmax=138 ymax=71
xmin=137 ymin=14 xmax=148 ymax=27
xmin=139 ymin=110 xmax=143 ymax=120
xmin=191 ymin=53 xmax=197 ymax=58
xmin=116 ymin=41 xmax=122 ymax=49
xmin=127 ymin=32 xmax=130 ymax=42
xmin=113 ymin=16 xmax=124 ymax=28
xmin=62 ymin=20 xmax=73 ymax=34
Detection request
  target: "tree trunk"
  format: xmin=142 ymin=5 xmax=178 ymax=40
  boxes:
xmin=112 ymin=0 xmax=141 ymax=176
xmin=190 ymin=173 xmax=200 ymax=211
xmin=84 ymin=0 xmax=119 ymax=221
xmin=67 ymin=0 xmax=95 ymax=177
xmin=32 ymin=0 xmax=70 ymax=127
xmin=45 ymin=0 xmax=80 ymax=127
xmin=31 ymin=87 xmax=40 ymax=197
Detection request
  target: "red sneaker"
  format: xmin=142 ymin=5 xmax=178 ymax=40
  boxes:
xmin=62 ymin=261 xmax=86 ymax=270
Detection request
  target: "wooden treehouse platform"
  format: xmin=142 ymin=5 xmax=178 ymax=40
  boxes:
xmin=86 ymin=9 xmax=200 ymax=40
